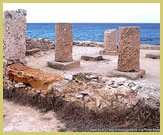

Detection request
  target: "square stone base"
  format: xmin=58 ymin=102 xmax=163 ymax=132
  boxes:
xmin=99 ymin=50 xmax=118 ymax=55
xmin=47 ymin=60 xmax=80 ymax=70
xmin=107 ymin=69 xmax=145 ymax=80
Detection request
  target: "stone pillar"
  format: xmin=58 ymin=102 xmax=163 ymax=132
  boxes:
xmin=99 ymin=29 xmax=118 ymax=55
xmin=55 ymin=23 xmax=73 ymax=62
xmin=3 ymin=9 xmax=27 ymax=62
xmin=118 ymin=26 xmax=140 ymax=72
xmin=104 ymin=29 xmax=117 ymax=51
xmin=47 ymin=23 xmax=80 ymax=70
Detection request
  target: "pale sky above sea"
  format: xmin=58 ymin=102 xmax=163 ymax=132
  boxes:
xmin=3 ymin=3 xmax=160 ymax=23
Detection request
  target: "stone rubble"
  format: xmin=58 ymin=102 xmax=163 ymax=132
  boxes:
xmin=46 ymin=73 xmax=159 ymax=111
xmin=26 ymin=37 xmax=54 ymax=51
xmin=73 ymin=41 xmax=104 ymax=47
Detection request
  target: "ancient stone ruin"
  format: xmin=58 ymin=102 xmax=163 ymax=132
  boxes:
xmin=100 ymin=29 xmax=118 ymax=55
xmin=108 ymin=26 xmax=145 ymax=79
xmin=3 ymin=9 xmax=160 ymax=131
xmin=3 ymin=9 xmax=27 ymax=63
xmin=47 ymin=23 xmax=80 ymax=70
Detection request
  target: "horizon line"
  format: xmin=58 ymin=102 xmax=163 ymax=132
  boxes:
xmin=26 ymin=22 xmax=160 ymax=24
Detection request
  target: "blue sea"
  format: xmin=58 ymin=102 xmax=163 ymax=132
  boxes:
xmin=26 ymin=23 xmax=160 ymax=45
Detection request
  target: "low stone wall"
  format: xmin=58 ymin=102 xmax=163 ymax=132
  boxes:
xmin=73 ymin=41 xmax=159 ymax=50
xmin=140 ymin=44 xmax=160 ymax=50
xmin=73 ymin=41 xmax=104 ymax=47
xmin=26 ymin=37 xmax=54 ymax=51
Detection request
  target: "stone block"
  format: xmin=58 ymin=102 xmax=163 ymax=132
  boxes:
xmin=81 ymin=55 xmax=104 ymax=61
xmin=118 ymin=26 xmax=140 ymax=72
xmin=99 ymin=50 xmax=118 ymax=56
xmin=47 ymin=60 xmax=80 ymax=70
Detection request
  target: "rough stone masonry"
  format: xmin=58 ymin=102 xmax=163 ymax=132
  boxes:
xmin=118 ymin=26 xmax=140 ymax=72
xmin=3 ymin=9 xmax=27 ymax=62
xmin=55 ymin=23 xmax=73 ymax=62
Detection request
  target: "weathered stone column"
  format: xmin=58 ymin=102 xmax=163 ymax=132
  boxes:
xmin=47 ymin=23 xmax=80 ymax=70
xmin=108 ymin=26 xmax=145 ymax=80
xmin=118 ymin=26 xmax=140 ymax=72
xmin=99 ymin=29 xmax=118 ymax=55
xmin=55 ymin=23 xmax=73 ymax=62
xmin=104 ymin=29 xmax=117 ymax=51
xmin=3 ymin=9 xmax=27 ymax=62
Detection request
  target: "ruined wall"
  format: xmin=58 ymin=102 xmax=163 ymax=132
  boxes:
xmin=3 ymin=9 xmax=27 ymax=61
xmin=26 ymin=37 xmax=54 ymax=51
xmin=73 ymin=41 xmax=104 ymax=47
xmin=26 ymin=38 xmax=103 ymax=51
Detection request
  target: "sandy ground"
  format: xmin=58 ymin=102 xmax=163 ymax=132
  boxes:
xmin=25 ymin=46 xmax=160 ymax=86
xmin=3 ymin=46 xmax=160 ymax=132
xmin=3 ymin=99 xmax=73 ymax=132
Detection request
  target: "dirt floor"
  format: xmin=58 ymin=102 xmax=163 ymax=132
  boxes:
xmin=3 ymin=46 xmax=160 ymax=132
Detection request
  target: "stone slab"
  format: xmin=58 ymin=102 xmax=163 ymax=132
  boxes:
xmin=107 ymin=69 xmax=145 ymax=80
xmin=47 ymin=60 xmax=80 ymax=70
xmin=7 ymin=63 xmax=63 ymax=90
xmin=146 ymin=53 xmax=160 ymax=59
xmin=81 ymin=55 xmax=104 ymax=61
xmin=99 ymin=50 xmax=118 ymax=56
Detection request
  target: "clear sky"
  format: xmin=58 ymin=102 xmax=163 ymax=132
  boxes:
xmin=3 ymin=3 xmax=160 ymax=23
